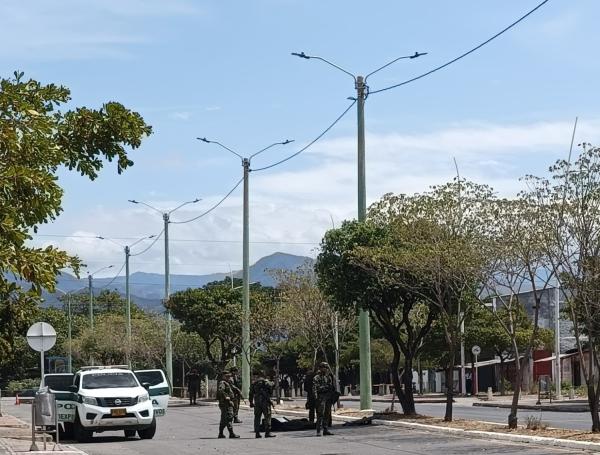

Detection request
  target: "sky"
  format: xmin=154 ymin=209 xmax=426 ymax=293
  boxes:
xmin=4 ymin=0 xmax=600 ymax=278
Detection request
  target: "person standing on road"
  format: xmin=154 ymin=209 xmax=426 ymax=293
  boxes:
xmin=185 ymin=368 xmax=200 ymax=405
xmin=229 ymin=366 xmax=243 ymax=423
xmin=249 ymin=370 xmax=276 ymax=439
xmin=313 ymin=362 xmax=334 ymax=436
xmin=217 ymin=371 xmax=240 ymax=439
xmin=304 ymin=368 xmax=316 ymax=423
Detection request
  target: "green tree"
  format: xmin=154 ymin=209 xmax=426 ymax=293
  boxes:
xmin=0 ymin=71 xmax=151 ymax=371
xmin=168 ymin=279 xmax=275 ymax=372
xmin=317 ymin=220 xmax=435 ymax=416
xmin=525 ymin=143 xmax=600 ymax=432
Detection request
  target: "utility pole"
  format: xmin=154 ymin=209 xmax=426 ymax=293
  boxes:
xmin=241 ymin=158 xmax=251 ymax=398
xmin=129 ymin=199 xmax=200 ymax=390
xmin=164 ymin=212 xmax=173 ymax=389
xmin=67 ymin=294 xmax=72 ymax=373
xmin=125 ymin=245 xmax=131 ymax=368
xmin=88 ymin=274 xmax=94 ymax=330
xmin=197 ymin=137 xmax=292 ymax=398
xmin=555 ymin=284 xmax=562 ymax=400
xmin=356 ymin=74 xmax=373 ymax=410
xmin=292 ymin=49 xmax=424 ymax=410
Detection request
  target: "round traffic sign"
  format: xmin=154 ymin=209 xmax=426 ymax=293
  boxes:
xmin=471 ymin=345 xmax=481 ymax=356
xmin=26 ymin=322 xmax=57 ymax=352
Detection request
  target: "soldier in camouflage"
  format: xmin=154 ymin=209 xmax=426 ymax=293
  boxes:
xmin=229 ymin=366 xmax=243 ymax=423
xmin=249 ymin=370 xmax=276 ymax=439
xmin=216 ymin=371 xmax=240 ymax=439
xmin=313 ymin=362 xmax=334 ymax=436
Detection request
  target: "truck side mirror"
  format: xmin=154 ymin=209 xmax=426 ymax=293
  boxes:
xmin=142 ymin=382 xmax=151 ymax=390
xmin=68 ymin=385 xmax=78 ymax=393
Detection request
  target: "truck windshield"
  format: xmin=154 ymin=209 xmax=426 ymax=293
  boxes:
xmin=82 ymin=372 xmax=138 ymax=389
xmin=45 ymin=374 xmax=74 ymax=391
xmin=134 ymin=371 xmax=164 ymax=387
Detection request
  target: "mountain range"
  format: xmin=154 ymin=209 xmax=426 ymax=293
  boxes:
xmin=42 ymin=252 xmax=312 ymax=311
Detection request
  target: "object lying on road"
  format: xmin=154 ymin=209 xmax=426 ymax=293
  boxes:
xmin=260 ymin=417 xmax=316 ymax=431
xmin=343 ymin=416 xmax=373 ymax=426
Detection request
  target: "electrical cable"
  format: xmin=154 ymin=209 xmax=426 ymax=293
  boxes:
xmin=252 ymin=100 xmax=356 ymax=172
xmin=30 ymin=233 xmax=320 ymax=245
xmin=370 ymin=0 xmax=551 ymax=95
xmin=171 ymin=176 xmax=244 ymax=225
xmin=97 ymin=261 xmax=126 ymax=289
xmin=130 ymin=229 xmax=164 ymax=257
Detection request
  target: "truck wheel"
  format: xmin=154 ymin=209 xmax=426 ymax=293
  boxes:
xmin=124 ymin=429 xmax=137 ymax=438
xmin=73 ymin=413 xmax=93 ymax=443
xmin=61 ymin=422 xmax=74 ymax=440
xmin=137 ymin=418 xmax=156 ymax=440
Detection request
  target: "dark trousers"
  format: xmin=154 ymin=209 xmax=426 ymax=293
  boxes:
xmin=315 ymin=397 xmax=331 ymax=431
xmin=306 ymin=396 xmax=316 ymax=422
xmin=189 ymin=387 xmax=198 ymax=403
xmin=219 ymin=404 xmax=234 ymax=435
xmin=254 ymin=403 xmax=272 ymax=433
xmin=233 ymin=396 xmax=240 ymax=418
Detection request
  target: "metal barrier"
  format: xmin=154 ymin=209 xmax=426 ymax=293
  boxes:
xmin=30 ymin=389 xmax=60 ymax=451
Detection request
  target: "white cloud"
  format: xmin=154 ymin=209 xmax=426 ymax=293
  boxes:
xmin=0 ymin=0 xmax=201 ymax=60
xmin=32 ymin=118 xmax=600 ymax=276
xmin=169 ymin=112 xmax=192 ymax=121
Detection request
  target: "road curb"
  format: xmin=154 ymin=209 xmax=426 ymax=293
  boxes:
xmin=473 ymin=402 xmax=589 ymax=413
xmin=371 ymin=418 xmax=600 ymax=452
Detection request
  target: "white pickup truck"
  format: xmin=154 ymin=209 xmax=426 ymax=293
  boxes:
xmin=44 ymin=366 xmax=169 ymax=442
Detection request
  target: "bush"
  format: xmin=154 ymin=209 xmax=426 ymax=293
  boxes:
xmin=575 ymin=385 xmax=588 ymax=397
xmin=525 ymin=415 xmax=547 ymax=430
xmin=6 ymin=378 xmax=39 ymax=395
xmin=561 ymin=380 xmax=572 ymax=391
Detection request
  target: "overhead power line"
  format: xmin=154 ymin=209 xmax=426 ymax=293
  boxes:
xmin=370 ymin=0 xmax=552 ymax=95
xmin=98 ymin=261 xmax=126 ymax=289
xmin=32 ymin=233 xmax=319 ymax=245
xmin=130 ymin=230 xmax=165 ymax=257
xmin=252 ymin=100 xmax=357 ymax=172
xmin=171 ymin=176 xmax=244 ymax=225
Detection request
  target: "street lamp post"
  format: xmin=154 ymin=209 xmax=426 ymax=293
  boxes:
xmin=128 ymin=199 xmax=201 ymax=388
xmin=197 ymin=137 xmax=293 ymax=398
xmin=87 ymin=265 xmax=114 ymax=330
xmin=97 ymin=235 xmax=155 ymax=367
xmin=55 ymin=287 xmax=86 ymax=373
xmin=292 ymin=50 xmax=425 ymax=410
xmin=86 ymin=265 xmax=113 ymax=366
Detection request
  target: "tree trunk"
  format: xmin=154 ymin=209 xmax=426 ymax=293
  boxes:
xmin=444 ymin=365 xmax=454 ymax=421
xmin=391 ymin=348 xmax=416 ymax=415
xmin=508 ymin=366 xmax=521 ymax=428
xmin=275 ymin=357 xmax=281 ymax=402
xmin=588 ymin=384 xmax=600 ymax=432
xmin=499 ymin=359 xmax=505 ymax=396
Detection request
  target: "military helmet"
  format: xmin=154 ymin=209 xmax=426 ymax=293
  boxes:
xmin=318 ymin=361 xmax=329 ymax=368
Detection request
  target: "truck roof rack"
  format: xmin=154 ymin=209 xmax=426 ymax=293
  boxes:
xmin=79 ymin=365 xmax=130 ymax=371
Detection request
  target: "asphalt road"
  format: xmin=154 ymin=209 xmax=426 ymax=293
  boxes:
xmin=0 ymin=399 xmax=586 ymax=455
xmin=341 ymin=400 xmax=594 ymax=431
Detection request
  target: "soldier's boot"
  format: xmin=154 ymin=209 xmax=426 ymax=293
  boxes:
xmin=316 ymin=429 xmax=322 ymax=437
xmin=265 ymin=432 xmax=276 ymax=438
xmin=228 ymin=426 xmax=240 ymax=439
xmin=323 ymin=428 xmax=333 ymax=436
xmin=234 ymin=417 xmax=243 ymax=423
xmin=255 ymin=432 xmax=262 ymax=438
xmin=218 ymin=425 xmax=226 ymax=438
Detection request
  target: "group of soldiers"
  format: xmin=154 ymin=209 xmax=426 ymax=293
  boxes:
xmin=214 ymin=361 xmax=338 ymax=438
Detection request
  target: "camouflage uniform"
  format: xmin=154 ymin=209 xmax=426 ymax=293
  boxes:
xmin=313 ymin=365 xmax=335 ymax=436
xmin=230 ymin=370 xmax=243 ymax=423
xmin=304 ymin=371 xmax=316 ymax=423
xmin=249 ymin=377 xmax=275 ymax=438
xmin=217 ymin=376 xmax=239 ymax=438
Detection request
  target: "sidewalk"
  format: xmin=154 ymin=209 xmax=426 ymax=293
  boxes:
xmin=473 ymin=395 xmax=590 ymax=412
xmin=0 ymin=415 xmax=85 ymax=455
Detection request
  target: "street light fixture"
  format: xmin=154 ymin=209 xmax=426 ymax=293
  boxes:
xmin=197 ymin=137 xmax=293 ymax=398
xmin=97 ymin=234 xmax=155 ymax=367
xmin=128 ymin=198 xmax=201 ymax=388
xmin=293 ymin=50 xmax=426 ymax=410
